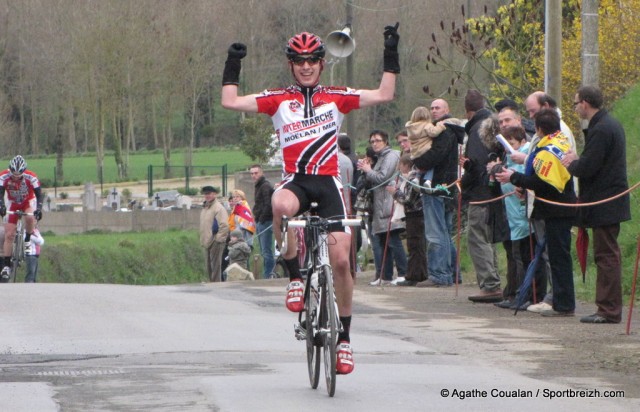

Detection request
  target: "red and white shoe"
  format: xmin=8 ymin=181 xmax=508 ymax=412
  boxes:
xmin=336 ymin=341 xmax=354 ymax=375
xmin=285 ymin=279 xmax=304 ymax=312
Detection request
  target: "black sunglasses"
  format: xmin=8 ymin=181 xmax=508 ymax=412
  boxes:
xmin=290 ymin=55 xmax=322 ymax=66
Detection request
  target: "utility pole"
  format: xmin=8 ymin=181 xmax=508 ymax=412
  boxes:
xmin=581 ymin=0 xmax=599 ymax=129
xmin=581 ymin=0 xmax=599 ymax=87
xmin=545 ymin=0 xmax=562 ymax=104
xmin=345 ymin=1 xmax=355 ymax=142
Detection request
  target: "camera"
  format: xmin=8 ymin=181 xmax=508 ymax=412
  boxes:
xmin=490 ymin=163 xmax=504 ymax=176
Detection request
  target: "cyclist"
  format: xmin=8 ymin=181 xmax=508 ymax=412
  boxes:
xmin=0 ymin=155 xmax=44 ymax=281
xmin=221 ymin=24 xmax=401 ymax=375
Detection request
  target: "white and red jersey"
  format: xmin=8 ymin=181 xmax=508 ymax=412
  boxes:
xmin=256 ymin=84 xmax=360 ymax=176
xmin=0 ymin=169 xmax=41 ymax=204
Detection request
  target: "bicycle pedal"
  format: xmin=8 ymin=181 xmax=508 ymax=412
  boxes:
xmin=294 ymin=323 xmax=306 ymax=340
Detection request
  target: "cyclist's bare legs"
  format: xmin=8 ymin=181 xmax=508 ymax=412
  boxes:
xmin=329 ymin=231 xmax=353 ymax=318
xmin=272 ymin=189 xmax=300 ymax=261
xmin=3 ymin=222 xmax=16 ymax=256
xmin=24 ymin=207 xmax=35 ymax=236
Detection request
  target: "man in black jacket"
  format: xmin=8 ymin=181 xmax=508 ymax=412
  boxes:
xmin=562 ymin=86 xmax=631 ymax=324
xmin=250 ymin=164 xmax=275 ymax=278
xmin=412 ymin=98 xmax=463 ymax=287
xmin=460 ymin=90 xmax=505 ymax=302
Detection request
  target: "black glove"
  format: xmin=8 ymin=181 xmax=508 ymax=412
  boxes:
xmin=34 ymin=208 xmax=42 ymax=221
xmin=0 ymin=202 xmax=5 ymax=217
xmin=222 ymin=43 xmax=247 ymax=86
xmin=383 ymin=22 xmax=400 ymax=73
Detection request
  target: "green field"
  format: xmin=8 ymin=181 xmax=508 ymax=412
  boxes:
xmin=11 ymin=147 xmax=253 ymax=187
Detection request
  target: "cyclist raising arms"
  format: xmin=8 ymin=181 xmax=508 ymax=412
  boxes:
xmin=0 ymin=155 xmax=44 ymax=281
xmin=221 ymin=23 xmax=400 ymax=375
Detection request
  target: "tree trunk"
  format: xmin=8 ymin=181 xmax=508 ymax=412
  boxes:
xmin=55 ymin=114 xmax=65 ymax=183
xmin=67 ymin=99 xmax=77 ymax=153
xmin=113 ymin=113 xmax=123 ymax=179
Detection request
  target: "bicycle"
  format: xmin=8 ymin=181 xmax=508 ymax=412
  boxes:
xmin=283 ymin=205 xmax=360 ymax=397
xmin=4 ymin=210 xmax=31 ymax=283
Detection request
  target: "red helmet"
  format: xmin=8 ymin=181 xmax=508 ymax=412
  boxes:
xmin=285 ymin=32 xmax=326 ymax=59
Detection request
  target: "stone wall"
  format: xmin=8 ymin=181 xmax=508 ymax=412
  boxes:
xmin=39 ymin=208 xmax=201 ymax=235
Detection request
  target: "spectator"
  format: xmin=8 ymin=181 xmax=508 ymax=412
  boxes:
xmin=0 ymin=155 xmax=44 ymax=281
xmin=496 ymin=109 xmax=577 ymax=317
xmin=562 ymin=86 xmax=631 ymax=324
xmin=338 ymin=150 xmax=355 ymax=215
xmin=355 ymin=147 xmax=379 ymax=278
xmin=460 ymin=90 xmax=506 ymax=301
xmin=338 ymin=149 xmax=358 ymax=276
xmin=405 ymin=106 xmax=446 ymax=188
xmin=395 ymin=130 xmax=411 ymax=155
xmin=388 ymin=154 xmax=427 ymax=286
xmin=480 ymin=107 xmax=536 ymax=309
xmin=486 ymin=125 xmax=535 ymax=309
xmin=199 ymin=186 xmax=229 ymax=282
xmin=518 ymin=91 xmax=577 ymax=313
xmin=524 ymin=91 xmax=576 ymax=149
xmin=359 ymin=130 xmax=407 ymax=285
xmin=250 ymin=165 xmax=275 ymax=278
xmin=228 ymin=189 xmax=256 ymax=249
xmin=338 ymin=133 xmax=359 ymax=176
xmin=224 ymin=229 xmax=253 ymax=281
xmin=494 ymin=98 xmax=535 ymax=136
xmin=24 ymin=227 xmax=44 ymax=283
xmin=413 ymin=97 xmax=465 ymax=287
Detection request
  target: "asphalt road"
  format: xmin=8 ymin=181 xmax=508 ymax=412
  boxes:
xmin=1 ymin=278 xmax=638 ymax=411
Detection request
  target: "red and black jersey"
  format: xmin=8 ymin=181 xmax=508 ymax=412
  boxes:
xmin=0 ymin=169 xmax=40 ymax=204
xmin=256 ymin=84 xmax=359 ymax=177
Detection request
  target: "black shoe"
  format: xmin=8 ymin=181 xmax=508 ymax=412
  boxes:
xmin=416 ymin=279 xmax=449 ymax=288
xmin=510 ymin=300 xmax=532 ymax=311
xmin=580 ymin=313 xmax=618 ymax=324
xmin=493 ymin=299 xmax=513 ymax=309
xmin=395 ymin=280 xmax=417 ymax=286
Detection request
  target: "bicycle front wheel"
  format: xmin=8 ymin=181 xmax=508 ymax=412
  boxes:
xmin=10 ymin=230 xmax=24 ymax=283
xmin=305 ymin=276 xmax=321 ymax=389
xmin=320 ymin=266 xmax=338 ymax=397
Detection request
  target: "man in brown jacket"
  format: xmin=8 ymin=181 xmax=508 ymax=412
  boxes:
xmin=199 ymin=186 xmax=229 ymax=282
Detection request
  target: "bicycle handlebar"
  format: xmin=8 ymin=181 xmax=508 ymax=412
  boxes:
xmin=286 ymin=217 xmax=361 ymax=229
xmin=6 ymin=211 xmax=34 ymax=216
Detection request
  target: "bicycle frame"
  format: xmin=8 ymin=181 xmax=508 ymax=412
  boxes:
xmin=6 ymin=210 xmax=31 ymax=283
xmin=287 ymin=211 xmax=360 ymax=397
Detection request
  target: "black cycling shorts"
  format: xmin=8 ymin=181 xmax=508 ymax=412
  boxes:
xmin=277 ymin=174 xmax=348 ymax=232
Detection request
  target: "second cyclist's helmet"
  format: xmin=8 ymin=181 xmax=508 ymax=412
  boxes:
xmin=285 ymin=32 xmax=326 ymax=59
xmin=9 ymin=155 xmax=27 ymax=174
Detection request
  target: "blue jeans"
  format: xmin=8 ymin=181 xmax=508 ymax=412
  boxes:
xmin=376 ymin=229 xmax=408 ymax=281
xmin=422 ymin=195 xmax=454 ymax=285
xmin=256 ymin=221 xmax=275 ymax=277
xmin=25 ymin=255 xmax=39 ymax=283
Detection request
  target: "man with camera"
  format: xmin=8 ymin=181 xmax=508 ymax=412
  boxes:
xmin=460 ymin=90 xmax=506 ymax=302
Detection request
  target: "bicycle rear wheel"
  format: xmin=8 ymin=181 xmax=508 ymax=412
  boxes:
xmin=320 ymin=266 xmax=338 ymax=397
xmin=305 ymin=276 xmax=321 ymax=389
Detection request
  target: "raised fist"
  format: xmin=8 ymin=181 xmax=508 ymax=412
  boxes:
xmin=227 ymin=43 xmax=247 ymax=60
xmin=383 ymin=22 xmax=400 ymax=52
